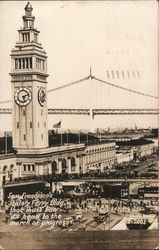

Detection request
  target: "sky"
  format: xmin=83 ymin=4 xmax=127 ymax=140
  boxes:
xmin=0 ymin=1 xmax=158 ymax=132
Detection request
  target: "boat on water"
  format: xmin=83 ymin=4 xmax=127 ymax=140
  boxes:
xmin=126 ymin=218 xmax=151 ymax=230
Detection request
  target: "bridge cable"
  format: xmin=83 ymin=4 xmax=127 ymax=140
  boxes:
xmin=0 ymin=74 xmax=158 ymax=105
xmin=47 ymin=76 xmax=89 ymax=93
xmin=93 ymin=76 xmax=158 ymax=99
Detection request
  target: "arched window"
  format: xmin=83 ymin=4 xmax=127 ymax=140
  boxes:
xmin=10 ymin=164 xmax=14 ymax=172
xmin=52 ymin=161 xmax=57 ymax=174
xmin=71 ymin=157 xmax=76 ymax=172
xmin=3 ymin=165 xmax=7 ymax=173
xmin=62 ymin=159 xmax=67 ymax=173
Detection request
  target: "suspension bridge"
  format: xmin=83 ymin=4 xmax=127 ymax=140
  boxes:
xmin=0 ymin=72 xmax=158 ymax=117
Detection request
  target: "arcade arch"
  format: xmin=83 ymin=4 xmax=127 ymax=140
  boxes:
xmin=3 ymin=165 xmax=7 ymax=173
xmin=52 ymin=161 xmax=57 ymax=174
xmin=62 ymin=159 xmax=67 ymax=173
xmin=71 ymin=157 xmax=76 ymax=171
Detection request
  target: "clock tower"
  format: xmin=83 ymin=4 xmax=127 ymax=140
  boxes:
xmin=10 ymin=2 xmax=49 ymax=150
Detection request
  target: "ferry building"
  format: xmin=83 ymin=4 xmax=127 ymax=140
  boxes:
xmin=0 ymin=2 xmax=116 ymax=200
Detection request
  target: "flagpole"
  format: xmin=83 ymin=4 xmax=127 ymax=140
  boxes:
xmin=5 ymin=132 xmax=7 ymax=155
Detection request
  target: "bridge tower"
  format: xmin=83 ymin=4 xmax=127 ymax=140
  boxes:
xmin=89 ymin=67 xmax=94 ymax=133
xmin=10 ymin=2 xmax=49 ymax=150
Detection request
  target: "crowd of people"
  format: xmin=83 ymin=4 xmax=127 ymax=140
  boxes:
xmin=4 ymin=166 xmax=158 ymax=187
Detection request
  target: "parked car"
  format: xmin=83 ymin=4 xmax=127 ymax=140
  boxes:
xmin=94 ymin=210 xmax=108 ymax=223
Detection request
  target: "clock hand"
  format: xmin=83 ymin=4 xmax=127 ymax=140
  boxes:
xmin=41 ymin=92 xmax=46 ymax=101
xmin=22 ymin=93 xmax=29 ymax=101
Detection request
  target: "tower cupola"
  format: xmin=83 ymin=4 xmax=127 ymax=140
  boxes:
xmin=23 ymin=2 xmax=35 ymax=29
xmin=25 ymin=2 xmax=33 ymax=14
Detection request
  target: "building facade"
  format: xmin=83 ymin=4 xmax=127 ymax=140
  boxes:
xmin=116 ymin=151 xmax=133 ymax=164
xmin=84 ymin=141 xmax=116 ymax=172
xmin=117 ymin=138 xmax=155 ymax=159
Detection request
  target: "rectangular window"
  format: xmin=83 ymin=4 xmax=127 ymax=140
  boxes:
xmin=28 ymin=164 xmax=31 ymax=171
xmin=36 ymin=58 xmax=38 ymax=68
xmin=19 ymin=59 xmax=21 ymax=69
xmin=30 ymin=57 xmax=32 ymax=68
xmin=17 ymin=122 xmax=19 ymax=129
xmin=32 ymin=164 xmax=35 ymax=171
xmin=22 ymin=58 xmax=25 ymax=69
xmin=24 ymin=134 xmax=26 ymax=141
xmin=23 ymin=164 xmax=26 ymax=171
xmin=30 ymin=122 xmax=32 ymax=128
xmin=28 ymin=33 xmax=30 ymax=41
xmin=23 ymin=109 xmax=25 ymax=116
xmin=25 ymin=33 xmax=27 ymax=42
xmin=26 ymin=58 xmax=29 ymax=69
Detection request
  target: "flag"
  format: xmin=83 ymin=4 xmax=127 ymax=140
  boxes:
xmin=53 ymin=121 xmax=61 ymax=128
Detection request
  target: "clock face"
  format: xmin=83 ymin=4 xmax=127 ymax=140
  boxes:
xmin=14 ymin=87 xmax=32 ymax=106
xmin=38 ymin=87 xmax=46 ymax=106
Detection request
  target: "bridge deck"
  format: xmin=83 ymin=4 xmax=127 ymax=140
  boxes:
xmin=0 ymin=108 xmax=158 ymax=115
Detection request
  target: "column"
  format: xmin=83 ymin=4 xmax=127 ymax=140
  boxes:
xmin=38 ymin=164 xmax=43 ymax=175
xmin=58 ymin=160 xmax=62 ymax=174
xmin=19 ymin=164 xmax=22 ymax=177
xmin=17 ymin=59 xmax=19 ymax=69
xmin=76 ymin=156 xmax=80 ymax=174
xmin=101 ymin=163 xmax=104 ymax=172
xmin=68 ymin=158 xmax=71 ymax=173
xmin=25 ymin=58 xmax=27 ymax=69
xmin=52 ymin=182 xmax=57 ymax=193
xmin=48 ymin=162 xmax=52 ymax=174
xmin=35 ymin=164 xmax=39 ymax=176
xmin=19 ymin=59 xmax=21 ymax=69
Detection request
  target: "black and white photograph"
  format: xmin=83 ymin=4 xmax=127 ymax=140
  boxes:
xmin=0 ymin=1 xmax=158 ymax=249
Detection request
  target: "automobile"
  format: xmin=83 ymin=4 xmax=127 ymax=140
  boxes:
xmin=72 ymin=212 xmax=83 ymax=222
xmin=60 ymin=217 xmax=74 ymax=228
xmin=94 ymin=209 xmax=108 ymax=223
xmin=94 ymin=214 xmax=108 ymax=223
xmin=97 ymin=215 xmax=107 ymax=223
